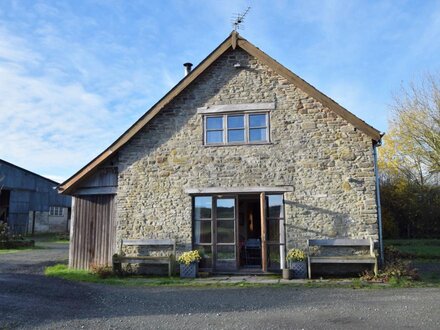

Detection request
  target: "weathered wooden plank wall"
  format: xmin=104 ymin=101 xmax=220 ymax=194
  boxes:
xmin=69 ymin=194 xmax=116 ymax=269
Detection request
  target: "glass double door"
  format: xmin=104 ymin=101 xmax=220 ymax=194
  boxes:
xmin=193 ymin=193 xmax=285 ymax=272
xmin=193 ymin=196 xmax=237 ymax=271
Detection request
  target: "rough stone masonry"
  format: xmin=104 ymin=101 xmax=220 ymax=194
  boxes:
xmin=115 ymin=48 xmax=378 ymax=254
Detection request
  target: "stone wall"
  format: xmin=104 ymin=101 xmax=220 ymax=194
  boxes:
xmin=115 ymin=48 xmax=378 ymax=253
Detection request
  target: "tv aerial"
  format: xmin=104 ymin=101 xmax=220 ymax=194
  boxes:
xmin=232 ymin=6 xmax=251 ymax=31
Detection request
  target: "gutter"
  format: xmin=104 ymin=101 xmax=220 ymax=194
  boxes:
xmin=373 ymin=136 xmax=385 ymax=266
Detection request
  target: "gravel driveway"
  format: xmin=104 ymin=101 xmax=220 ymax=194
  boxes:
xmin=0 ymin=241 xmax=68 ymax=274
xmin=1 ymin=244 xmax=440 ymax=329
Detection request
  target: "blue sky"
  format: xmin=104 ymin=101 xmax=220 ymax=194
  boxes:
xmin=1 ymin=0 xmax=439 ymax=182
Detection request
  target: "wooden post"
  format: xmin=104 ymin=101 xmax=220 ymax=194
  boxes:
xmin=260 ymin=192 xmax=267 ymax=272
xmin=31 ymin=211 xmax=35 ymax=235
xmin=68 ymin=197 xmax=75 ymax=269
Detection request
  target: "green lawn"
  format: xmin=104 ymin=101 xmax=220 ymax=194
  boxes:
xmin=0 ymin=249 xmax=24 ymax=255
xmin=384 ymin=239 xmax=440 ymax=260
xmin=27 ymin=233 xmax=69 ymax=243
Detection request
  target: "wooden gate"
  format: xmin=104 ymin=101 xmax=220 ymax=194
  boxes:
xmin=69 ymin=194 xmax=116 ymax=269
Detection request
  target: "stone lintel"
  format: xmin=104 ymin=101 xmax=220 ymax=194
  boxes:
xmin=184 ymin=186 xmax=293 ymax=194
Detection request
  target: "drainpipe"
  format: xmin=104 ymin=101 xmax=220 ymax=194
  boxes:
xmin=373 ymin=138 xmax=384 ymax=266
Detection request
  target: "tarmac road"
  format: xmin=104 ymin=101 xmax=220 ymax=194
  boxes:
xmin=1 ymin=243 xmax=440 ymax=329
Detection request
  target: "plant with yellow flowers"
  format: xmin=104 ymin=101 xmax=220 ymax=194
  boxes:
xmin=286 ymin=248 xmax=306 ymax=262
xmin=177 ymin=250 xmax=201 ymax=266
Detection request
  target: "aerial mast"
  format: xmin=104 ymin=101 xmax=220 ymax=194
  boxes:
xmin=231 ymin=6 xmax=251 ymax=31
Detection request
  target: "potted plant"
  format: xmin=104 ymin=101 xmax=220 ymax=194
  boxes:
xmin=286 ymin=248 xmax=307 ymax=279
xmin=177 ymin=250 xmax=201 ymax=278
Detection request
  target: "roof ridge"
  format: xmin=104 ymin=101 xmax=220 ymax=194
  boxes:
xmin=59 ymin=32 xmax=381 ymax=194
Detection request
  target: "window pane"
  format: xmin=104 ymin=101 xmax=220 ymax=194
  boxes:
xmin=267 ymin=219 xmax=280 ymax=242
xmin=228 ymin=129 xmax=245 ymax=142
xmin=195 ymin=245 xmax=212 ymax=268
xmin=227 ymin=115 xmax=244 ymax=128
xmin=268 ymin=245 xmax=281 ymax=269
xmin=249 ymin=114 xmax=266 ymax=127
xmin=267 ymin=195 xmax=284 ymax=218
xmin=206 ymin=116 xmax=223 ymax=130
xmin=249 ymin=128 xmax=267 ymax=142
xmin=217 ymin=220 xmax=235 ymax=243
xmin=194 ymin=220 xmax=212 ymax=243
xmin=206 ymin=131 xmax=223 ymax=144
xmin=217 ymin=245 xmax=235 ymax=260
xmin=216 ymin=198 xmax=235 ymax=219
xmin=194 ymin=196 xmax=212 ymax=219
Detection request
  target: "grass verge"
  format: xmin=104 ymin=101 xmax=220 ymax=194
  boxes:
xmin=44 ymin=264 xmax=440 ymax=288
xmin=44 ymin=264 xmax=271 ymax=287
xmin=27 ymin=233 xmax=69 ymax=243
xmin=384 ymin=239 xmax=440 ymax=259
xmin=0 ymin=245 xmax=45 ymax=254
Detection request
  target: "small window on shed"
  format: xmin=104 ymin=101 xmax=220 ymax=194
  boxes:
xmin=49 ymin=206 xmax=63 ymax=217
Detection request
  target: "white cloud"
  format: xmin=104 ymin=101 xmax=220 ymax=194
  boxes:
xmin=0 ymin=24 xmax=129 ymax=181
xmin=0 ymin=2 xmax=167 ymax=181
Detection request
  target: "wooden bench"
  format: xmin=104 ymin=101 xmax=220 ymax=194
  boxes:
xmin=112 ymin=239 xmax=176 ymax=277
xmin=307 ymin=238 xmax=378 ymax=279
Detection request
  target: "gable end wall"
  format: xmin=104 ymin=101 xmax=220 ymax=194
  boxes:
xmin=115 ymin=48 xmax=378 ymax=251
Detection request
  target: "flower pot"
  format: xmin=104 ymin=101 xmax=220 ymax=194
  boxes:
xmin=282 ymin=268 xmax=293 ymax=280
xmin=289 ymin=261 xmax=307 ymax=279
xmin=179 ymin=262 xmax=198 ymax=278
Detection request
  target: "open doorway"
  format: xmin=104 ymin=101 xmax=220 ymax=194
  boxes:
xmin=238 ymin=195 xmax=262 ymax=268
xmin=192 ymin=192 xmax=286 ymax=273
xmin=0 ymin=190 xmax=10 ymax=223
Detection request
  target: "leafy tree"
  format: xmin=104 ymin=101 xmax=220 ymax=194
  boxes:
xmin=381 ymin=74 xmax=440 ymax=184
xmin=379 ymin=74 xmax=440 ymax=238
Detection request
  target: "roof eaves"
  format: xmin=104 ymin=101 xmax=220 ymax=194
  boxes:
xmin=237 ymin=38 xmax=382 ymax=142
xmin=59 ymin=33 xmax=234 ymax=194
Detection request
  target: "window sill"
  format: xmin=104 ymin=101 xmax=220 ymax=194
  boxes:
xmin=203 ymin=142 xmax=273 ymax=148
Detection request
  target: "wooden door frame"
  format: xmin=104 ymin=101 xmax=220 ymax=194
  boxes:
xmin=260 ymin=192 xmax=268 ymax=272
xmin=212 ymin=194 xmax=238 ymax=272
xmin=192 ymin=192 xmax=285 ymax=273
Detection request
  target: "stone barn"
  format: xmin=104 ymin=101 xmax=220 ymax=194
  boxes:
xmin=59 ymin=32 xmax=383 ymax=273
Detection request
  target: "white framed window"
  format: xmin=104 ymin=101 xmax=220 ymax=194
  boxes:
xmin=49 ymin=206 xmax=64 ymax=217
xmin=204 ymin=112 xmax=269 ymax=145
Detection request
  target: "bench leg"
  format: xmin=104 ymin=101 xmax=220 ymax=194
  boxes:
xmin=113 ymin=261 xmax=122 ymax=276
xmin=374 ymin=260 xmax=378 ymax=277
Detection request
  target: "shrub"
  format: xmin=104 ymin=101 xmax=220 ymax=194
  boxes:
xmin=286 ymin=248 xmax=306 ymax=262
xmin=0 ymin=221 xmax=9 ymax=241
xmin=177 ymin=250 xmax=201 ymax=266
xmin=90 ymin=264 xmax=114 ymax=279
xmin=56 ymin=233 xmax=70 ymax=241
xmin=360 ymin=245 xmax=419 ymax=283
